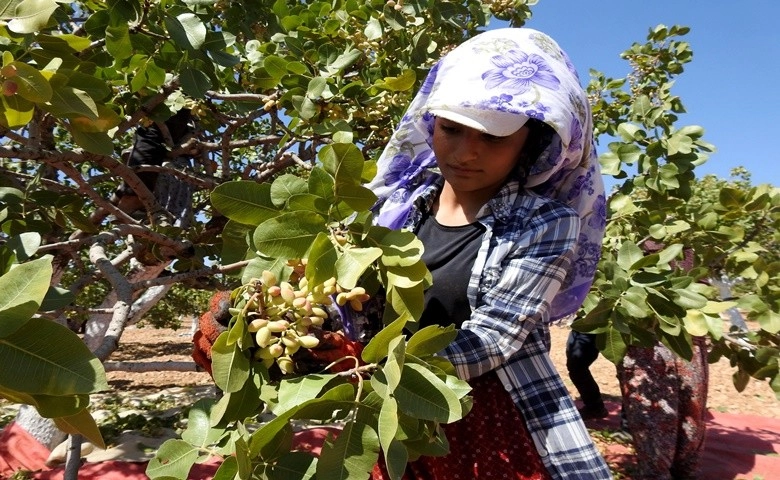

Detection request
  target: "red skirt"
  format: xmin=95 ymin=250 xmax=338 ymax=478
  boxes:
xmin=371 ymin=371 xmax=551 ymax=480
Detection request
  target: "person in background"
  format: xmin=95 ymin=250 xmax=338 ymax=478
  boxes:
xmin=617 ymin=241 xmax=708 ymax=479
xmin=566 ymin=330 xmax=609 ymax=419
xmin=367 ymin=27 xmax=611 ymax=479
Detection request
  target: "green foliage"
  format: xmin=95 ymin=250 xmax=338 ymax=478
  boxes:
xmin=0 ymin=246 xmax=107 ymax=448
xmin=147 ymin=140 xmax=467 ymax=479
xmin=580 ymin=25 xmax=780 ymax=399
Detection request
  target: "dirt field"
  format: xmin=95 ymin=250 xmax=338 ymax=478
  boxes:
xmin=107 ymin=320 xmax=780 ymax=419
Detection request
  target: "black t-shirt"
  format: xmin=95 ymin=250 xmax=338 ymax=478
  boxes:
xmin=416 ymin=212 xmax=485 ymax=329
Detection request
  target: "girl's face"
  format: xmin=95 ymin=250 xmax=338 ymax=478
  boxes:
xmin=432 ymin=117 xmax=530 ymax=199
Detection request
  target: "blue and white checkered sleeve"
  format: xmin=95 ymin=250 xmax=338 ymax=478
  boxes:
xmin=443 ymin=201 xmax=580 ymax=380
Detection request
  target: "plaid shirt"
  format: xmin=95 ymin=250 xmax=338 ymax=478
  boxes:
xmin=397 ymin=175 xmax=612 ymax=479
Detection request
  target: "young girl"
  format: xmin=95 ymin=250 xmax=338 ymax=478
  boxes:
xmin=367 ymin=28 xmax=611 ymax=479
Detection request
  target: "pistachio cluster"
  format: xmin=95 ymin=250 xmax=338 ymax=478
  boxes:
xmin=237 ymin=269 xmax=367 ymax=374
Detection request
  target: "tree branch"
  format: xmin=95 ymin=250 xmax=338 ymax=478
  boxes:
xmin=132 ymin=260 xmax=250 ymax=289
xmin=88 ymin=241 xmax=134 ymax=361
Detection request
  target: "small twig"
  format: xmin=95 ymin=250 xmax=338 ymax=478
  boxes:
xmin=131 ymin=260 xmax=250 ymax=289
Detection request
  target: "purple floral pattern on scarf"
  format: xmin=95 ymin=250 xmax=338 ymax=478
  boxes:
xmin=482 ymin=51 xmax=561 ymax=93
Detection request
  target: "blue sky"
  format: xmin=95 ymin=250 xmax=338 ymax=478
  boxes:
xmin=495 ymin=0 xmax=780 ymax=187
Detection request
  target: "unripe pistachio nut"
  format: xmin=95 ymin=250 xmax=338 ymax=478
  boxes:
xmin=247 ymin=318 xmax=269 ymax=332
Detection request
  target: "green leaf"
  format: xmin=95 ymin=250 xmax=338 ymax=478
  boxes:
xmin=253 ymin=211 xmax=325 ymax=259
xmin=620 ymin=287 xmax=650 ymax=318
xmin=70 ymin=104 xmax=123 ymax=133
xmin=383 ymin=438 xmax=409 ymax=480
xmin=320 ymin=143 xmax=365 ymax=187
xmin=306 ymin=233 xmax=338 ymax=287
xmin=5 ymin=61 xmax=52 ymax=102
xmin=660 ymin=331 xmax=693 ymax=361
xmin=270 ymin=174 xmax=308 ymax=208
xmin=0 ymin=93 xmax=34 ymax=128
xmin=275 ymin=374 xmax=337 ymax=413
xmin=70 ymin=128 xmax=114 ymax=155
xmin=683 ymin=310 xmax=710 ymax=337
xmin=756 ymin=310 xmax=780 ymax=334
xmin=383 ymin=336 xmax=405 ymax=392
xmin=377 ymin=395 xmax=398 ymax=454
xmin=211 ymin=181 xmax=279 ymax=226
xmin=599 ymin=326 xmax=627 ymax=364
xmin=36 ymin=33 xmax=91 ymax=54
xmin=672 ymin=288 xmax=708 ymax=309
xmin=0 ymin=316 xmax=108 ymax=395
xmin=393 ymin=363 xmax=462 ymax=422
xmin=181 ymin=398 xmax=224 ymax=446
xmin=599 ymin=151 xmax=621 ymax=176
xmin=40 ymin=286 xmax=75 ymax=312
xmin=211 ymin=332 xmax=250 ymax=393
xmin=166 ymin=12 xmax=207 ymax=50
xmin=362 ymin=318 xmax=406 ymax=364
xmin=334 ymin=247 xmax=382 ymax=290
xmin=4 ymin=231 xmax=40 ymax=262
xmin=212 ymin=456 xmax=238 ymax=480
xmin=220 ymin=219 xmax=252 ymax=266
xmin=323 ymin=48 xmax=361 ymax=76
xmin=7 ymin=0 xmax=58 ymax=34
xmin=0 ymin=256 xmax=52 ymax=338
xmin=45 ymin=85 xmax=98 ymax=119
xmin=375 ymin=69 xmax=416 ymax=92
xmin=719 ymin=187 xmax=743 ymax=209
xmin=268 ymin=451 xmax=318 ymax=480
xmin=376 ymin=229 xmax=424 ymax=268
xmin=52 ymin=408 xmax=106 ymax=450
xmin=146 ymin=439 xmax=200 ymax=480
xmin=105 ymin=24 xmax=132 ymax=60
xmin=616 ymin=143 xmax=641 ymax=164
xmin=179 ymin=66 xmax=211 ymax=98
xmin=211 ymin=374 xmax=262 ymax=424
xmin=617 ymin=242 xmax=643 ymax=271
xmin=364 ymin=17 xmax=382 ymax=40
xmin=0 ymin=387 xmax=88 ymax=418
xmin=406 ymin=324 xmax=456 ymax=357
xmin=308 ymin=166 xmax=335 ymax=201
xmin=336 ymin=184 xmax=378 ymax=212
xmin=317 ymin=421 xmax=379 ymax=480
xmin=657 ymin=244 xmax=685 ymax=265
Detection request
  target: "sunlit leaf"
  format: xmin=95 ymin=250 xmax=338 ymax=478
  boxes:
xmin=146 ymin=439 xmax=200 ymax=480
xmin=393 ymin=363 xmax=462 ymax=423
xmin=211 ymin=332 xmax=250 ymax=393
xmin=317 ymin=420 xmax=379 ymax=480
xmin=0 ymin=256 xmax=52 ymax=338
xmin=406 ymin=324 xmax=456 ymax=357
xmin=166 ymin=12 xmax=207 ymax=50
xmin=7 ymin=0 xmax=58 ymax=33
xmin=335 ymin=247 xmax=382 ymax=289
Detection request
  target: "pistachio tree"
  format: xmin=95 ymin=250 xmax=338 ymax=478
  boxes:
xmin=0 ymin=0 xmax=535 ymax=476
xmin=577 ymin=25 xmax=780 ymax=398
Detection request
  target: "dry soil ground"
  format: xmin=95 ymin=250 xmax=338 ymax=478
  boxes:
xmin=107 ymin=319 xmax=780 ymax=419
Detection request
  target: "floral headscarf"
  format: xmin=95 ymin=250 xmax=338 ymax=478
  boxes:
xmin=368 ymin=28 xmax=606 ymax=321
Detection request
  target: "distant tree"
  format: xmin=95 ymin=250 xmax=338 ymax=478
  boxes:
xmin=578 ymin=25 xmax=779 ymax=399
